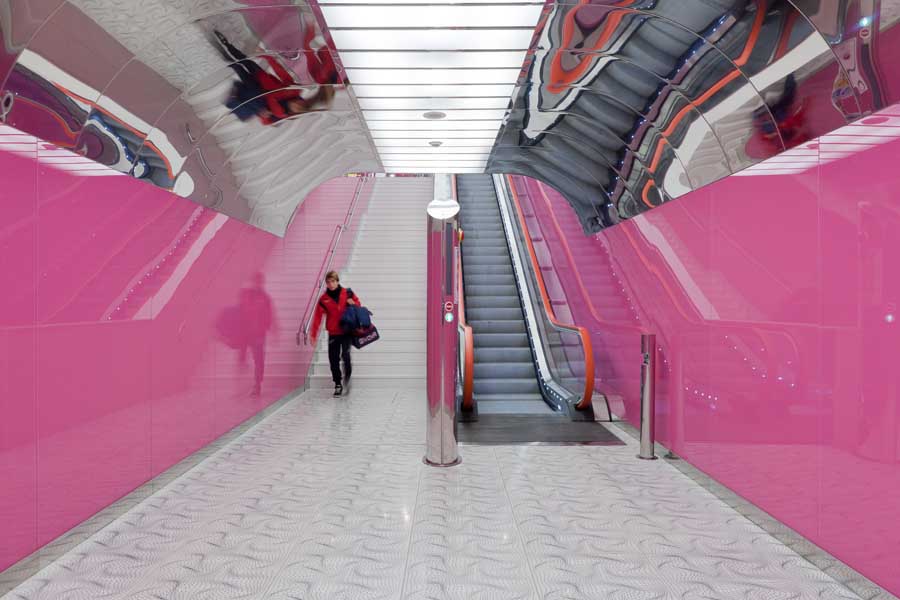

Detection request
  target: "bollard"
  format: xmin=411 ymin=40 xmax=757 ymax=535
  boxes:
xmin=424 ymin=176 xmax=461 ymax=467
xmin=638 ymin=333 xmax=657 ymax=460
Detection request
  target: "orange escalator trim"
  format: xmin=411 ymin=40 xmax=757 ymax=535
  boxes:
xmin=506 ymin=176 xmax=594 ymax=410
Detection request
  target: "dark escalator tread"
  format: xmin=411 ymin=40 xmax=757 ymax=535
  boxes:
xmin=473 ymin=378 xmax=541 ymax=395
xmin=463 ymin=264 xmax=514 ymax=276
xmin=466 ymin=295 xmax=522 ymax=309
xmin=473 ymin=362 xmax=538 ymax=379
xmin=470 ymin=333 xmax=531 ymax=348
xmin=469 ymin=320 xmax=527 ymax=334
xmin=458 ymin=415 xmax=625 ymax=445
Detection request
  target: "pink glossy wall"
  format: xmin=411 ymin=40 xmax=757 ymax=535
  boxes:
xmin=0 ymin=125 xmax=370 ymax=571
xmin=511 ymin=103 xmax=900 ymax=595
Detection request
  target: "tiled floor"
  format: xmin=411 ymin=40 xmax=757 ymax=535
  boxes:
xmin=0 ymin=387 xmax=875 ymax=600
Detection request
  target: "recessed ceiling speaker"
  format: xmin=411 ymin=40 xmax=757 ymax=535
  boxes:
xmin=422 ymin=111 xmax=447 ymax=120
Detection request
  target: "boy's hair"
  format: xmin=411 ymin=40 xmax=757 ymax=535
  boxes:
xmin=325 ymin=270 xmax=340 ymax=283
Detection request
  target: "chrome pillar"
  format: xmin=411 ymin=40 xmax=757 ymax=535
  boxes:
xmin=424 ymin=176 xmax=461 ymax=467
xmin=638 ymin=333 xmax=658 ymax=460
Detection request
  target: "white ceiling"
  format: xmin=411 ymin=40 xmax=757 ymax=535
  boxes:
xmin=319 ymin=0 xmax=545 ymax=173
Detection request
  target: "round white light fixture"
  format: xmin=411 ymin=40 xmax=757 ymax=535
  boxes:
xmin=422 ymin=111 xmax=446 ymax=120
xmin=429 ymin=141 xmax=443 ymax=147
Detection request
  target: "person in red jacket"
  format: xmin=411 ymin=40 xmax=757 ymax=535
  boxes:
xmin=238 ymin=272 xmax=275 ymax=398
xmin=213 ymin=30 xmax=310 ymax=125
xmin=308 ymin=271 xmax=360 ymax=396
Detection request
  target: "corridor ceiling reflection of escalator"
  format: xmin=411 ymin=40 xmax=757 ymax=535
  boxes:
xmin=1 ymin=1 xmax=899 ymax=235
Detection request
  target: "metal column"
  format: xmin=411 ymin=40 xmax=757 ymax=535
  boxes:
xmin=424 ymin=176 xmax=461 ymax=467
xmin=638 ymin=333 xmax=657 ymax=460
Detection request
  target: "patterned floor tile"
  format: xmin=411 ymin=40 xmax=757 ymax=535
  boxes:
xmin=1 ymin=387 xmax=876 ymax=600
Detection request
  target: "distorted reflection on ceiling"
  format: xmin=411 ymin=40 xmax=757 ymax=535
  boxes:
xmin=1 ymin=0 xmax=899 ymax=235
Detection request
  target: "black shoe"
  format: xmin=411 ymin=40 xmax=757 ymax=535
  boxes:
xmin=213 ymin=29 xmax=228 ymax=46
xmin=333 ymin=384 xmax=343 ymax=397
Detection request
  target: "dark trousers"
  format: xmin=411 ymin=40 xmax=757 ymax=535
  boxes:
xmin=240 ymin=340 xmax=265 ymax=386
xmin=218 ymin=37 xmax=265 ymax=83
xmin=328 ymin=334 xmax=351 ymax=384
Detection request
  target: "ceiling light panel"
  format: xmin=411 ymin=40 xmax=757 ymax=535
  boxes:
xmin=374 ymin=139 xmax=496 ymax=147
xmin=364 ymin=109 xmax=507 ymax=121
xmin=378 ymin=155 xmax=492 ymax=162
xmin=320 ymin=5 xmax=543 ymax=28
xmin=339 ymin=51 xmax=527 ymax=70
xmin=321 ymin=2 xmax=538 ymax=173
xmin=330 ymin=29 xmax=535 ymax=51
xmin=352 ymin=84 xmax=517 ymax=98
xmin=385 ymin=167 xmax=487 ymax=173
xmin=367 ymin=120 xmax=503 ymax=131
xmin=346 ymin=68 xmax=521 ymax=86
xmin=358 ymin=97 xmax=510 ymax=110
xmin=321 ymin=0 xmax=535 ymax=4
xmin=370 ymin=130 xmax=499 ymax=139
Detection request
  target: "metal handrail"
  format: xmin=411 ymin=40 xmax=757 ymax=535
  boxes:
xmin=452 ymin=175 xmax=475 ymax=412
xmin=298 ymin=176 xmax=368 ymax=344
xmin=505 ymin=175 xmax=595 ymax=410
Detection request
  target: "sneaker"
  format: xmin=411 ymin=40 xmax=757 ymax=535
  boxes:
xmin=333 ymin=384 xmax=343 ymax=397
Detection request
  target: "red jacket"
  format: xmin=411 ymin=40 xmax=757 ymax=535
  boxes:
xmin=310 ymin=287 xmax=361 ymax=341
xmin=255 ymin=56 xmax=305 ymax=124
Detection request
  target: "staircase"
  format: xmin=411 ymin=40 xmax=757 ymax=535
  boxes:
xmin=457 ymin=174 xmax=553 ymax=415
xmin=308 ymin=177 xmax=432 ymax=389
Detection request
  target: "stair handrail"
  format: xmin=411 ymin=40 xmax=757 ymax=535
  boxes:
xmin=298 ymin=176 xmax=368 ymax=345
xmin=504 ymin=175 xmax=595 ymax=411
xmin=453 ymin=175 xmax=475 ymax=411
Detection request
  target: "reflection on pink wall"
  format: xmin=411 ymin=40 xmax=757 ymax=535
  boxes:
xmin=0 ymin=124 xmax=370 ymax=571
xmin=511 ymin=103 xmax=900 ymax=595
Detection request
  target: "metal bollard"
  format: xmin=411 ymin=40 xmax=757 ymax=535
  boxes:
xmin=638 ymin=333 xmax=658 ymax=460
xmin=424 ymin=176 xmax=461 ymax=467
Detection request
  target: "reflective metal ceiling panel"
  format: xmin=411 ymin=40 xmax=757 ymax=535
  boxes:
xmin=1 ymin=0 xmax=898 ymax=235
xmin=489 ymin=0 xmax=900 ymax=232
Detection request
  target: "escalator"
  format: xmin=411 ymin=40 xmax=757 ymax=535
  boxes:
xmin=456 ymin=174 xmax=621 ymax=444
xmin=458 ymin=174 xmax=553 ymax=415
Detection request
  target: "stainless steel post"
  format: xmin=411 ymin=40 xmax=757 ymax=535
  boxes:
xmin=424 ymin=176 xmax=461 ymax=467
xmin=638 ymin=333 xmax=657 ymax=460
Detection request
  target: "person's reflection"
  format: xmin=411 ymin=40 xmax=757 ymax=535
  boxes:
xmin=238 ymin=272 xmax=276 ymax=397
xmin=751 ymin=74 xmax=808 ymax=155
xmin=211 ymin=30 xmax=336 ymax=125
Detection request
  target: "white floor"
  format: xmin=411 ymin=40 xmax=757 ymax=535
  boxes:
xmin=1 ymin=385 xmax=866 ymax=600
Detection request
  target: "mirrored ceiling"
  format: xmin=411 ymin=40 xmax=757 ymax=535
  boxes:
xmin=1 ymin=0 xmax=899 ymax=235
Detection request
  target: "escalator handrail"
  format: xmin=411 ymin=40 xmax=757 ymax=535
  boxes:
xmin=505 ymin=175 xmax=595 ymax=410
xmin=527 ymin=178 xmax=645 ymax=334
xmin=453 ymin=175 xmax=475 ymax=411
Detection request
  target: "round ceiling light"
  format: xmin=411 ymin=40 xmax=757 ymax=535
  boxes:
xmin=429 ymin=141 xmax=443 ymax=147
xmin=422 ymin=111 xmax=447 ymax=120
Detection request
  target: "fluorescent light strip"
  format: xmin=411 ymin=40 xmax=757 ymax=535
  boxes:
xmin=320 ymin=0 xmax=540 ymax=4
xmin=367 ymin=120 xmax=503 ymax=130
xmin=352 ymin=83 xmax=516 ymax=97
xmin=385 ymin=167 xmax=486 ymax=173
xmin=330 ymin=29 xmax=535 ymax=50
xmin=381 ymin=152 xmax=490 ymax=163
xmin=358 ymin=97 xmax=510 ymax=110
xmin=374 ymin=139 xmax=495 ymax=146
xmin=370 ymin=131 xmax=498 ymax=138
xmin=347 ymin=68 xmax=521 ymax=85
xmin=376 ymin=148 xmax=495 ymax=153
xmin=340 ymin=50 xmax=527 ymax=69
xmin=320 ymin=5 xmax=543 ymax=28
xmin=364 ymin=109 xmax=507 ymax=120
